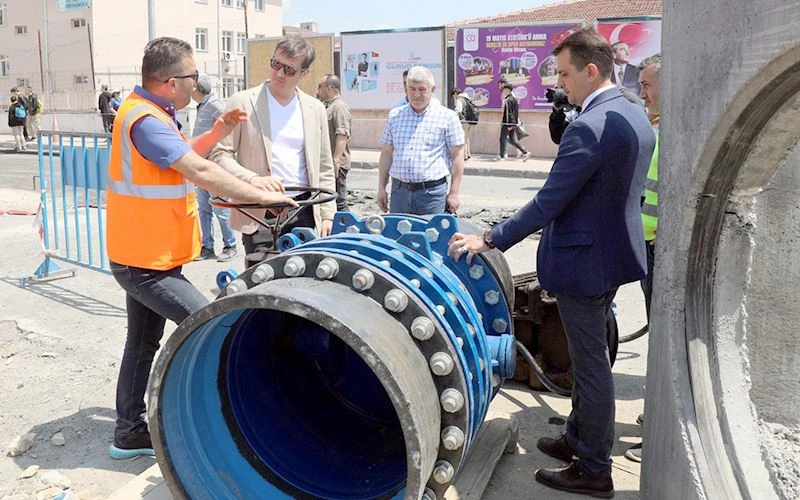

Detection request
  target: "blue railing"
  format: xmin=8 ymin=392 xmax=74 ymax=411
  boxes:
xmin=21 ymin=131 xmax=112 ymax=286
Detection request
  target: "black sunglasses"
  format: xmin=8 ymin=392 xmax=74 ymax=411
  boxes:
xmin=163 ymin=69 xmax=199 ymax=84
xmin=270 ymin=57 xmax=303 ymax=77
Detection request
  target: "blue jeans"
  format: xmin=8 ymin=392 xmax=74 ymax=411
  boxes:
xmin=196 ymin=187 xmax=236 ymax=249
xmin=556 ymin=289 xmax=618 ymax=479
xmin=389 ymin=179 xmax=447 ymax=215
xmin=110 ymin=261 xmax=209 ymax=443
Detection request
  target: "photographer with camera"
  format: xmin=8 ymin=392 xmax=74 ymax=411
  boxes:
xmin=546 ymin=87 xmax=580 ymax=145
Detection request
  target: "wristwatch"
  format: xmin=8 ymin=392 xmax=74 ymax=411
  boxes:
xmin=483 ymin=230 xmax=496 ymax=249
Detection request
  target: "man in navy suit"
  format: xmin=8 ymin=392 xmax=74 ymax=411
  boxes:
xmin=448 ymin=28 xmax=655 ymax=498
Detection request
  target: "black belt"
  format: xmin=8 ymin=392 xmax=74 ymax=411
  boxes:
xmin=393 ymin=177 xmax=447 ymax=191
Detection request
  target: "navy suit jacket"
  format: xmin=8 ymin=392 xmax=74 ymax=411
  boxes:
xmin=490 ymin=87 xmax=656 ymax=296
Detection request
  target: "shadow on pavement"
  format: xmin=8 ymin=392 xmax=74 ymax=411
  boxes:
xmin=1 ymin=277 xmax=126 ymax=318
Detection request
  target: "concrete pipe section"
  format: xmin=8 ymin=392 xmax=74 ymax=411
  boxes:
xmin=644 ymin=2 xmax=800 ymax=498
xmin=147 ymin=213 xmax=516 ymax=499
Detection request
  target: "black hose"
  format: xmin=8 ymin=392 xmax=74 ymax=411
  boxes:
xmin=619 ymin=323 xmax=649 ymax=343
xmin=515 ymin=340 xmax=571 ymax=397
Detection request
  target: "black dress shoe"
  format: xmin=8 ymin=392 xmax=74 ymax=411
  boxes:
xmin=537 ymin=434 xmax=577 ymax=462
xmin=535 ymin=461 xmax=614 ymax=498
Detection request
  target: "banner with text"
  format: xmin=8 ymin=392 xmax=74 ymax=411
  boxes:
xmin=57 ymin=0 xmax=91 ymax=11
xmin=596 ymin=18 xmax=662 ymax=95
xmin=340 ymin=27 xmax=446 ymax=110
xmin=455 ymin=23 xmax=583 ymax=111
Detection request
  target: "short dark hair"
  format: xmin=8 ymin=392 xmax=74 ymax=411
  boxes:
xmin=638 ymin=53 xmax=662 ymax=75
xmin=553 ymin=28 xmax=613 ymax=79
xmin=502 ymin=83 xmax=513 ymax=91
xmin=10 ymin=95 xmax=17 ymax=103
xmin=10 ymin=87 xmax=18 ymax=93
xmin=275 ymin=35 xmax=316 ymax=70
xmin=451 ymin=88 xmax=462 ymax=95
xmin=142 ymin=37 xmax=193 ymax=87
xmin=322 ymin=74 xmax=341 ymax=92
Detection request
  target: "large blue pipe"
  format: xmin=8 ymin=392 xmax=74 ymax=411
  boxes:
xmin=148 ymin=213 xmax=516 ymax=500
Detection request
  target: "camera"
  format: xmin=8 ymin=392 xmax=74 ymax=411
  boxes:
xmin=545 ymin=88 xmax=570 ymax=107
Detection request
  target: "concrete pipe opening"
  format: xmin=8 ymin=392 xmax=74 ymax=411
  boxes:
xmin=148 ymin=279 xmax=441 ymax=500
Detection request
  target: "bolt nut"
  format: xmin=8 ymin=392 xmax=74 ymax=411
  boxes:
xmin=411 ymin=317 xmax=435 ymax=341
xmin=436 ymin=305 xmax=446 ymax=315
xmin=433 ymin=460 xmax=455 ymax=484
xmin=421 ymin=488 xmax=436 ymax=500
xmin=352 ymin=269 xmax=375 ymax=291
xmin=425 ymin=227 xmax=440 ymax=243
xmin=397 ymin=219 xmax=413 ymax=234
xmin=384 ymin=288 xmax=408 ymax=312
xmin=410 ymin=278 xmax=421 ymax=288
xmin=467 ymin=324 xmax=476 ymax=337
xmin=346 ymin=225 xmax=360 ymax=233
xmin=315 ymin=258 xmax=339 ymax=279
xmin=226 ymin=279 xmax=247 ymax=294
xmin=441 ymin=426 xmax=465 ymax=451
xmin=365 ymin=214 xmax=386 ymax=234
xmin=429 ymin=352 xmax=454 ymax=376
xmin=446 ymin=292 xmax=458 ymax=305
xmin=484 ymin=290 xmax=500 ymax=306
xmin=251 ymin=264 xmax=274 ymax=284
xmin=421 ymin=267 xmax=434 ymax=278
xmin=380 ymin=260 xmax=392 ymax=268
xmin=440 ymin=388 xmax=464 ymax=413
xmin=469 ymin=265 xmax=485 ymax=280
xmin=283 ymin=256 xmax=306 ymax=277
xmin=492 ymin=318 xmax=508 ymax=333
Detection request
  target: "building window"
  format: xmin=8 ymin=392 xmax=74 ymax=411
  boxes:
xmin=236 ymin=76 xmax=245 ymax=92
xmin=236 ymin=32 xmax=246 ymax=54
xmin=17 ymin=78 xmax=31 ymax=87
xmin=195 ymin=27 xmax=208 ymax=51
xmin=254 ymin=0 xmax=263 ymax=11
xmin=221 ymin=0 xmax=231 ymax=6
xmin=71 ymin=18 xmax=86 ymax=28
xmin=195 ymin=0 xmax=207 ymax=3
xmin=15 ymin=25 xmax=28 ymax=35
xmin=73 ymin=75 xmax=88 ymax=84
xmin=254 ymin=33 xmax=265 ymax=38
xmin=222 ymin=76 xmax=235 ymax=98
xmin=236 ymin=0 xmax=245 ymax=7
xmin=0 ymin=3 xmax=7 ymax=27
xmin=221 ymin=31 xmax=233 ymax=54
xmin=0 ymin=55 xmax=9 ymax=77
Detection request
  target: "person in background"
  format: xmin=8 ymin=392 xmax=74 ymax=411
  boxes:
xmin=106 ymin=36 xmax=296 ymax=460
xmin=110 ymin=90 xmax=123 ymax=113
xmin=192 ymin=73 xmax=238 ymax=262
xmin=7 ymin=95 xmax=27 ymax=151
xmin=378 ymin=66 xmax=464 ymax=215
xmin=498 ymin=83 xmax=530 ymax=161
xmin=10 ymin=87 xmax=30 ymax=141
xmin=99 ymin=84 xmax=113 ymax=132
xmin=451 ymin=88 xmax=475 ymax=161
xmin=24 ymin=86 xmax=42 ymax=139
xmin=316 ymin=74 xmax=352 ymax=212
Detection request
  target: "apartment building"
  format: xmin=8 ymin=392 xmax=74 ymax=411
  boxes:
xmin=0 ymin=0 xmax=282 ymax=110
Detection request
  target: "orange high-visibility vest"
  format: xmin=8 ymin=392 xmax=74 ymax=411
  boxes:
xmin=106 ymin=92 xmax=200 ymax=270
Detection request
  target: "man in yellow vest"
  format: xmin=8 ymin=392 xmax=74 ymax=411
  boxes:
xmin=106 ymin=37 xmax=296 ymax=459
xmin=626 ymin=52 xmax=661 ymax=463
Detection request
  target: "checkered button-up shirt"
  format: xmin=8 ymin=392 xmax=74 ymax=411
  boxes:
xmin=380 ymin=101 xmax=464 ymax=183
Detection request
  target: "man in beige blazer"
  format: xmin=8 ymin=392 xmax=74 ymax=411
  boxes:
xmin=210 ymin=35 xmax=336 ymax=262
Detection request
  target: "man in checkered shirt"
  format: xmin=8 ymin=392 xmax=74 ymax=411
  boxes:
xmin=377 ymin=66 xmax=465 ymax=215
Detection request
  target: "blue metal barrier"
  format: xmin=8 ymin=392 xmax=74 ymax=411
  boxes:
xmin=21 ymin=131 xmax=112 ymax=286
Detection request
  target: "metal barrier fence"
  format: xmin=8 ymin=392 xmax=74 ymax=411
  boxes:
xmin=22 ymin=131 xmax=112 ymax=286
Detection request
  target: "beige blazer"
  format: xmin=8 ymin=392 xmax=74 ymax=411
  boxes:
xmin=209 ymin=82 xmax=336 ymax=235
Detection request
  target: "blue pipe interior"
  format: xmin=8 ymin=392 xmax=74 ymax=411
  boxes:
xmin=160 ymin=307 xmax=406 ymax=499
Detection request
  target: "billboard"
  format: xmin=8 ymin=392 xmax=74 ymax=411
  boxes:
xmin=246 ymin=34 xmax=334 ymax=98
xmin=455 ymin=22 xmax=583 ymax=111
xmin=340 ymin=27 xmax=446 ymax=110
xmin=596 ymin=18 xmax=662 ymax=95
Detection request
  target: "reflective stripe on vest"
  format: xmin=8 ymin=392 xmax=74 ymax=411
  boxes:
xmin=107 ymin=103 xmax=190 ymax=200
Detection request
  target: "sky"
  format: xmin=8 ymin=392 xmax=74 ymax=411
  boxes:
xmin=283 ymin=0 xmax=555 ymax=35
